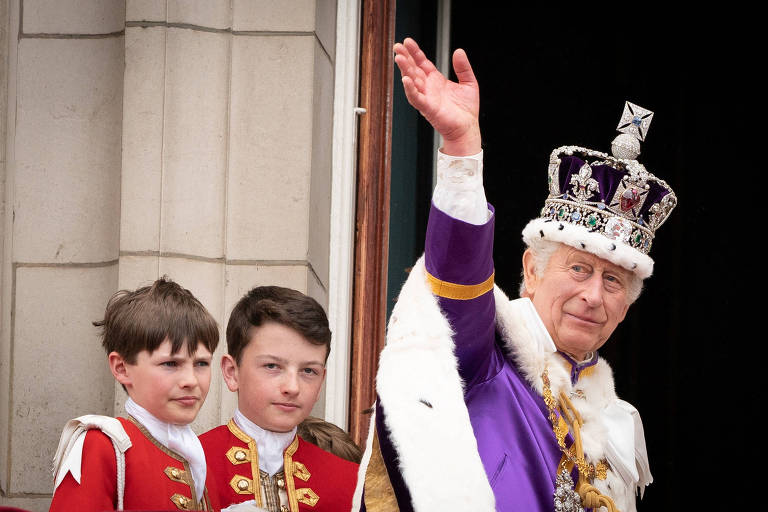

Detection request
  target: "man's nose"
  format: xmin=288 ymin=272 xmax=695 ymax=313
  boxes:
xmin=581 ymin=274 xmax=604 ymax=307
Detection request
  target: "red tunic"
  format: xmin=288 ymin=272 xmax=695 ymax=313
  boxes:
xmin=50 ymin=416 xmax=214 ymax=512
xmin=200 ymin=419 xmax=359 ymax=512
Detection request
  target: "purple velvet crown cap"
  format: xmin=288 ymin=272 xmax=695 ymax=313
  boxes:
xmin=522 ymin=103 xmax=677 ymax=279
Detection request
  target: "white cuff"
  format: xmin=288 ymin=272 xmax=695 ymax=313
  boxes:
xmin=432 ymin=150 xmax=490 ymax=225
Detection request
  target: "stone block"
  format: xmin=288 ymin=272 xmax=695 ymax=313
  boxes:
xmin=168 ymin=0 xmax=232 ymax=30
xmin=307 ymin=41 xmax=334 ymax=289
xmin=117 ymin=254 xmax=160 ymax=290
xmin=14 ymin=38 xmax=123 ymax=264
xmin=161 ymin=28 xmax=229 ymax=259
xmin=232 ymin=0 xmax=314 ymax=32
xmin=23 ymin=0 xmax=125 ymax=34
xmin=0 ymin=496 xmax=52 ymax=512
xmin=314 ymin=0 xmax=336 ymax=59
xmin=126 ymin=0 xmax=167 ymax=22
xmin=121 ymin=27 xmax=165 ymax=253
xmin=306 ymin=266 xmax=328 ymax=311
xmin=9 ymin=264 xmax=118 ymax=494
xmin=228 ymin=35 xmax=314 ymax=260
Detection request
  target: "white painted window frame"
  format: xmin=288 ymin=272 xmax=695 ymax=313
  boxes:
xmin=324 ymin=0 xmax=362 ymax=430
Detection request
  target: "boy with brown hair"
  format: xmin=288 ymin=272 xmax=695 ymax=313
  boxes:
xmin=50 ymin=277 xmax=220 ymax=511
xmin=199 ymin=286 xmax=359 ymax=512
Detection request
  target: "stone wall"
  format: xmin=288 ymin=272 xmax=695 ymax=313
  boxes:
xmin=0 ymin=1 xmax=342 ymax=510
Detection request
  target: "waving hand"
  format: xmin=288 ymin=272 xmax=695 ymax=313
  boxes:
xmin=393 ymin=38 xmax=481 ymax=156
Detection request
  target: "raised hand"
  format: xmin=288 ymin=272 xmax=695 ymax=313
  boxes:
xmin=393 ymin=37 xmax=481 ymax=156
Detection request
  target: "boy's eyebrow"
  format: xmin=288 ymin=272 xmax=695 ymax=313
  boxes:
xmin=254 ymin=354 xmax=325 ymax=367
xmin=162 ymin=352 xmax=212 ymax=361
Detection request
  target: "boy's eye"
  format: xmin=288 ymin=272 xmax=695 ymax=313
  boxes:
xmin=194 ymin=361 xmax=210 ymax=367
xmin=161 ymin=361 xmax=178 ymax=367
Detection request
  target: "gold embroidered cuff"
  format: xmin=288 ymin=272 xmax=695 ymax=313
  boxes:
xmin=425 ymin=270 xmax=494 ymax=300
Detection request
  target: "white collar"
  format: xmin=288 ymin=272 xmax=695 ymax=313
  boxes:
xmin=124 ymin=398 xmax=207 ymax=500
xmin=234 ymin=409 xmax=296 ymax=476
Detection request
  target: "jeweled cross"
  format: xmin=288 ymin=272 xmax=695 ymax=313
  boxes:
xmin=617 ymin=101 xmax=654 ymax=141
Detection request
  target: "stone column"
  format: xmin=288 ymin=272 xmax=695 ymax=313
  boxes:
xmin=0 ymin=1 xmax=125 ymax=510
xmin=1 ymin=1 xmax=341 ymax=510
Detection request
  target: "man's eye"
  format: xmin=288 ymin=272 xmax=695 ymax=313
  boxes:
xmin=303 ymin=368 xmax=318 ymax=375
xmin=265 ymin=363 xmax=279 ymax=370
xmin=604 ymin=274 xmax=624 ymax=291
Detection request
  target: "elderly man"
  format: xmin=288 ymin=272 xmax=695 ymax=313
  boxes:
xmin=352 ymin=39 xmax=677 ymax=512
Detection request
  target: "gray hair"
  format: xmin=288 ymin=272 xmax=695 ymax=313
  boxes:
xmin=519 ymin=239 xmax=643 ymax=304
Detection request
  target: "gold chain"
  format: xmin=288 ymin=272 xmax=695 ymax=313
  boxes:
xmin=542 ymin=369 xmax=607 ymax=481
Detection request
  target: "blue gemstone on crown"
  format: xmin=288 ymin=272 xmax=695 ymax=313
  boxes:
xmin=632 ymin=116 xmax=642 ymax=126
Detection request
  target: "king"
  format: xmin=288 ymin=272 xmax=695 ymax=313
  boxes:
xmin=353 ymin=38 xmax=676 ymax=512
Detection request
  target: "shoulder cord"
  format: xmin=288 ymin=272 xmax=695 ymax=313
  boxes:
xmin=558 ymin=391 xmax=618 ymax=512
xmin=111 ymin=440 xmax=126 ymax=511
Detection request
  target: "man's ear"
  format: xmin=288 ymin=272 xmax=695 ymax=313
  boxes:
xmin=522 ymin=248 xmax=539 ymax=297
xmin=221 ymin=355 xmax=240 ymax=393
xmin=109 ymin=352 xmax=132 ymax=388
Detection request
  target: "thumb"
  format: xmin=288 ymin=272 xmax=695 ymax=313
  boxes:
xmin=452 ymin=48 xmax=477 ymax=87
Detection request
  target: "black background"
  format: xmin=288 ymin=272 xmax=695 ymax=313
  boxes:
xmin=447 ymin=7 xmax=751 ymax=510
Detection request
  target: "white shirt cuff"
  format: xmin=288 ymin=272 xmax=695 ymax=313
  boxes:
xmin=432 ymin=149 xmax=490 ymax=225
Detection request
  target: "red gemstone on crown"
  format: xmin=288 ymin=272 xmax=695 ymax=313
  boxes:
xmin=620 ymin=188 xmax=640 ymax=211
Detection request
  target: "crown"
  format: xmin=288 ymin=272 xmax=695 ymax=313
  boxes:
xmin=522 ymin=102 xmax=677 ymax=279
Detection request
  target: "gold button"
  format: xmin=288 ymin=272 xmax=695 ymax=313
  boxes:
xmin=235 ymin=450 xmax=247 ymax=461
xmin=281 ymin=507 xmax=289 ymax=512
xmin=237 ymin=479 xmax=249 ymax=491
xmin=170 ymin=468 xmax=181 ymax=479
xmin=178 ymin=496 xmax=188 ymax=506
xmin=277 ymin=478 xmax=285 ymax=488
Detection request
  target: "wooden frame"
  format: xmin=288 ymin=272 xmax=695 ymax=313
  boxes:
xmin=348 ymin=0 xmax=397 ymax=447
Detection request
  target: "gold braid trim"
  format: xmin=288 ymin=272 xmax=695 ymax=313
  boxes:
xmin=425 ymin=269 xmax=494 ymax=300
xmin=542 ymin=369 xmax=619 ymax=511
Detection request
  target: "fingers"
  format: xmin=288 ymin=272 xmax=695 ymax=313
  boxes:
xmin=394 ymin=44 xmax=427 ymax=94
xmin=452 ymin=48 xmax=477 ymax=87
xmin=401 ymin=76 xmax=428 ymax=112
xmin=402 ymin=37 xmax=438 ymax=75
